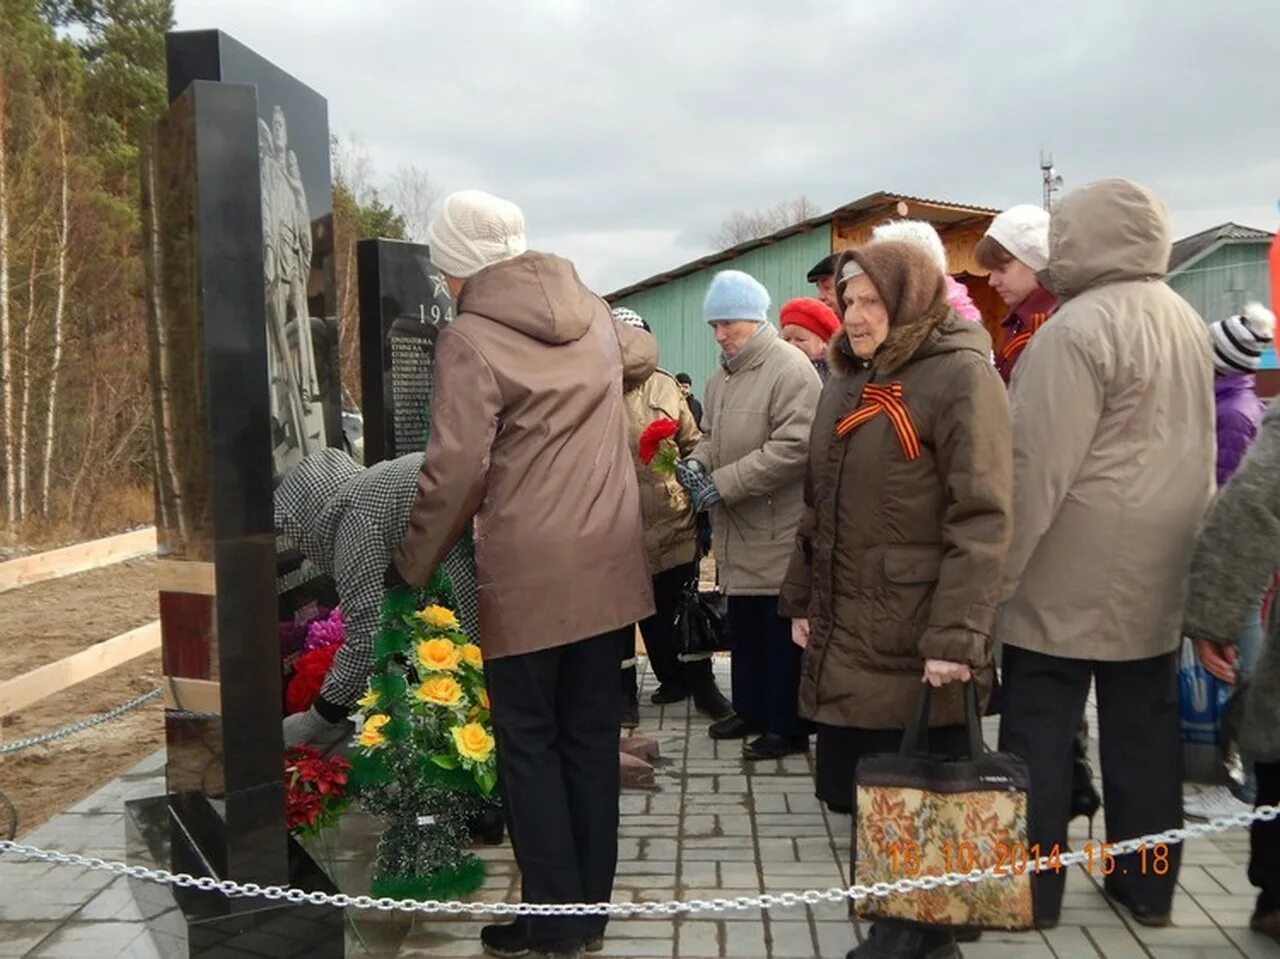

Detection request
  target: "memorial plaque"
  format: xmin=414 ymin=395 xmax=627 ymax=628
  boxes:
xmin=134 ymin=30 xmax=343 ymax=958
xmin=357 ymin=239 xmax=454 ymax=464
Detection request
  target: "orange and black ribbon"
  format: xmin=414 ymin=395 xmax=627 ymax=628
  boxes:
xmin=999 ymin=312 xmax=1050 ymax=365
xmin=834 ymin=382 xmax=921 ymax=461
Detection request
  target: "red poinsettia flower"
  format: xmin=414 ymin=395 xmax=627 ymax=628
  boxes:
xmin=283 ymin=747 xmax=351 ymax=840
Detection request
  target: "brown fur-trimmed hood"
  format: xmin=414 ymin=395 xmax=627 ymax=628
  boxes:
xmin=829 ymin=245 xmax=988 ymax=376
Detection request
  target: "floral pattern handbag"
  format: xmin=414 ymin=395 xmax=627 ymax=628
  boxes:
xmin=854 ymin=683 xmax=1035 ymax=930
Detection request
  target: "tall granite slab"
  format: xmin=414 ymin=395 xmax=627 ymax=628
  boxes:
xmin=165 ymin=29 xmax=344 ymax=623
xmin=356 ymin=239 xmax=455 ymax=464
xmin=135 ymin=30 xmax=344 ymax=958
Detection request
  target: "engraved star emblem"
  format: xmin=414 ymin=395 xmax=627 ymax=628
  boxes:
xmin=429 ymin=273 xmax=450 ymax=299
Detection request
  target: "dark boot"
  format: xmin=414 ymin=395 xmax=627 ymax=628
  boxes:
xmin=468 ymin=803 xmax=506 ymax=846
xmin=743 ymin=733 xmax=809 ymax=761
xmin=846 ymin=923 xmax=960 ymax=958
xmin=1071 ymin=727 xmax=1102 ymax=831
xmin=621 ymin=689 xmax=640 ymax=729
xmin=708 ymin=714 xmax=758 ymax=740
xmin=650 ymin=682 xmax=690 ymax=705
xmin=691 ymin=680 xmax=733 ymax=721
xmin=481 ymin=920 xmax=585 ymax=958
xmin=621 ymin=664 xmax=639 ymax=727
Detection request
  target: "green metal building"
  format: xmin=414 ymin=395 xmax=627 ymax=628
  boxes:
xmin=1167 ymin=223 xmax=1273 ymax=326
xmin=605 ymin=192 xmax=1001 ymax=394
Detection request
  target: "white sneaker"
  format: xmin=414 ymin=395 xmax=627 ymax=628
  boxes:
xmin=1184 ymin=785 xmax=1252 ymax=821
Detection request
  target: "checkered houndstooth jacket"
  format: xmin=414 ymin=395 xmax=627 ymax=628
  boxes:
xmin=275 ymin=448 xmax=480 ymax=710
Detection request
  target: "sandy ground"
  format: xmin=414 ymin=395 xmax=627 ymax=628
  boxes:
xmin=0 ymin=552 xmax=716 ymax=840
xmin=0 ymin=559 xmax=162 ymax=838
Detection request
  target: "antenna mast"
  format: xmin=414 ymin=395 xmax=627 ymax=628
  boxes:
xmin=1040 ymin=150 xmax=1063 ymax=210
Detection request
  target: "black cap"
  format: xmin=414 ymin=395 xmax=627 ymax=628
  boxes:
xmin=805 ymin=253 xmax=838 ymax=282
xmin=675 ymin=372 xmax=693 ymax=385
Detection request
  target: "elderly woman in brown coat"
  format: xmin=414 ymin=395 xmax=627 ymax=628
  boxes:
xmin=780 ymin=240 xmax=1013 ymax=959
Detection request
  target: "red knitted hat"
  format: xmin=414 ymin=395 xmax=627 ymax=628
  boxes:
xmin=779 ymin=297 xmax=840 ymax=342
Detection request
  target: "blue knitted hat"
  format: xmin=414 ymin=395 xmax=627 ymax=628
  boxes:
xmin=703 ymin=270 xmax=770 ymax=323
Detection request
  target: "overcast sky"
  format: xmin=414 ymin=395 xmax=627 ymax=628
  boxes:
xmin=174 ymin=0 xmax=1280 ymax=294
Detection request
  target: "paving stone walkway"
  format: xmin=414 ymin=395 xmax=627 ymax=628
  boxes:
xmin=0 ymin=661 xmax=1274 ymax=958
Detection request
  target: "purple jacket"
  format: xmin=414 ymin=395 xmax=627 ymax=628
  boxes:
xmin=1215 ymin=374 xmax=1265 ymax=487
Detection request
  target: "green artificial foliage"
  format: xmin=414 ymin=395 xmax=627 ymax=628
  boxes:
xmin=345 ymin=583 xmax=497 ymax=899
xmin=370 ymin=855 xmax=487 ymax=903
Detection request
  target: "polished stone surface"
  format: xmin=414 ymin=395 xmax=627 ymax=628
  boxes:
xmin=136 ymin=28 xmax=347 ymax=955
xmin=357 ymin=239 xmax=455 ymax=464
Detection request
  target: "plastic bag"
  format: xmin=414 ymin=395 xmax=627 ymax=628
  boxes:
xmin=1179 ymin=637 xmax=1235 ymax=785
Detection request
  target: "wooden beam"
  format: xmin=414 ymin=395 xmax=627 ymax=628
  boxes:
xmin=0 ymin=621 xmax=161 ymax=717
xmin=0 ymin=527 xmax=157 ymax=594
xmin=156 ymin=559 xmax=216 ymax=596
xmin=161 ymin=676 xmax=221 ymax=716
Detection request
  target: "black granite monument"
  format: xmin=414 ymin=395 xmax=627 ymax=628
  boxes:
xmin=357 ymin=239 xmax=455 ymax=464
xmin=131 ymin=29 xmax=346 ymax=958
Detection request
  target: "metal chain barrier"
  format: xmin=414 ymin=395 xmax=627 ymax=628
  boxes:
xmin=1 ymin=805 xmax=1276 ymax=917
xmin=0 ymin=688 xmax=162 ymax=756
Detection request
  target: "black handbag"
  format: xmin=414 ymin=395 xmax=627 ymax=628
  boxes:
xmin=673 ymin=577 xmax=731 ymax=662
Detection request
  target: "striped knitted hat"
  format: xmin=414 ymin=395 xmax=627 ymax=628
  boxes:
xmin=611 ymin=306 xmax=650 ymax=331
xmin=1210 ymin=303 xmax=1276 ymax=375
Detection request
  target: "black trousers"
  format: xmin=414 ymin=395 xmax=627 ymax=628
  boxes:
xmin=638 ymin=562 xmax=713 ymax=690
xmin=486 ymin=628 xmax=627 ymax=942
xmin=1252 ymin=761 xmax=1280 ymax=916
xmin=726 ymin=595 xmax=804 ymax=738
xmin=998 ymin=645 xmax=1182 ymax=922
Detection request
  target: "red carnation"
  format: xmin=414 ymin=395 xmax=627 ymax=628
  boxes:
xmin=638 ymin=417 xmax=681 ymax=473
xmin=285 ymin=644 xmax=339 ymax=714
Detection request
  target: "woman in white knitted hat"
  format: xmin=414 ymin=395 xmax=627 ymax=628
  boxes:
xmin=976 ymin=204 xmax=1058 ymax=384
xmin=391 ymin=189 xmax=659 ymax=959
xmin=978 ymin=203 xmax=1105 ymax=832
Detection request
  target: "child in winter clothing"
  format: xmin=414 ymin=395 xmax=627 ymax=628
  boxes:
xmin=1212 ymin=303 xmax=1275 ymax=486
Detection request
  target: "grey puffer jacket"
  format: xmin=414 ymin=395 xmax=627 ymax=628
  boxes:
xmin=1184 ymin=399 xmax=1280 ymax=762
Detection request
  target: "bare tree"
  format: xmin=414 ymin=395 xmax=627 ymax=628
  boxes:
xmin=0 ymin=69 xmax=12 ymax=528
xmin=711 ymin=195 xmax=822 ymax=250
xmin=387 ymin=163 xmax=436 ymax=243
xmin=17 ymin=243 xmax=38 ymax=521
xmin=39 ymin=107 xmax=68 ymax=516
xmin=331 ymin=132 xmax=376 ymax=206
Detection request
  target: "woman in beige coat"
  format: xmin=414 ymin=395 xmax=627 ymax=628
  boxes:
xmin=997 ymin=179 xmax=1215 ymax=929
xmin=613 ymin=308 xmax=732 ymax=725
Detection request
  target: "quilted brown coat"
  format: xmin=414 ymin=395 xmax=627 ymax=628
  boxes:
xmin=779 ymin=242 xmax=1013 ymax=729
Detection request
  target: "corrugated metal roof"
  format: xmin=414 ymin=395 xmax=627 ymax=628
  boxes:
xmin=605 ymin=191 xmax=1001 ymax=300
xmin=1168 ymin=222 xmax=1273 ymax=274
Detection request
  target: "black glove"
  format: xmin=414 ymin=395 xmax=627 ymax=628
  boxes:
xmin=384 ymin=561 xmax=411 ymax=591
